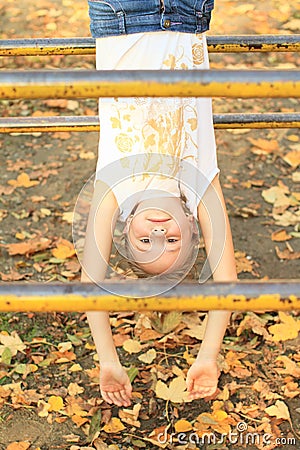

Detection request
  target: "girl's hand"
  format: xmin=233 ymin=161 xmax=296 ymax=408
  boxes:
xmin=100 ymin=362 xmax=132 ymax=407
xmin=186 ymin=358 xmax=220 ymax=400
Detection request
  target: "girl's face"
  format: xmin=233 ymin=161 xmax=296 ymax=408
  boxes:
xmin=126 ymin=197 xmax=196 ymax=274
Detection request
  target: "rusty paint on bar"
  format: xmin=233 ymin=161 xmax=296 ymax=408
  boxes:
xmin=0 ymin=36 xmax=299 ymax=56
xmin=0 ymin=70 xmax=299 ymax=99
xmin=0 ymin=113 xmax=299 ymax=133
xmin=0 ymin=281 xmax=299 ymax=312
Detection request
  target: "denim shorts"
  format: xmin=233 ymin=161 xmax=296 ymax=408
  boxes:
xmin=88 ymin=0 xmax=214 ymax=38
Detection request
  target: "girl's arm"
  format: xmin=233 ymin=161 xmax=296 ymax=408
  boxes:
xmin=81 ymin=182 xmax=132 ymax=406
xmin=186 ymin=175 xmax=237 ymax=399
xmin=196 ymin=174 xmax=237 ymax=359
xmin=81 ymin=181 xmax=120 ymax=363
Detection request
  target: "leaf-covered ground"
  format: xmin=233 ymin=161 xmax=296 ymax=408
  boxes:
xmin=0 ymin=1 xmax=299 ymax=449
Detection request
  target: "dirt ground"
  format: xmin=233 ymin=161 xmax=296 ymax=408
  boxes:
xmin=0 ymin=1 xmax=299 ymax=449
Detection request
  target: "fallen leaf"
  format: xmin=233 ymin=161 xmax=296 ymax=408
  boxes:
xmin=5 ymin=237 xmax=52 ymax=256
xmin=102 ymin=417 xmax=126 ymax=434
xmin=275 ymin=246 xmax=300 ymax=261
xmin=48 ymin=395 xmax=64 ymax=412
xmin=79 ymin=151 xmax=96 ymax=160
xmin=235 ymin=251 xmax=259 ymax=276
xmin=155 ymin=376 xmax=191 ymax=403
xmin=275 ymin=355 xmax=300 ymax=378
xmin=265 ymin=400 xmax=291 ymax=422
xmin=151 ymin=312 xmax=182 ymax=334
xmin=236 ymin=312 xmax=271 ymax=340
xmin=182 ymin=316 xmax=208 ymax=340
xmin=0 ymin=332 xmax=26 ymax=357
xmin=62 ymin=212 xmax=74 ymax=224
xmin=282 ymin=18 xmax=300 ymax=31
xmin=248 ymin=137 xmax=280 ymax=155
xmin=93 ymin=438 xmax=110 ymax=450
xmin=252 ymin=379 xmax=281 ymax=401
xmin=8 ymin=173 xmax=39 ymax=188
xmin=174 ymin=419 xmax=193 ymax=432
xmin=0 ymin=269 xmax=31 ymax=281
xmin=282 ymin=150 xmax=300 ymax=168
xmin=6 ymin=443 xmax=30 ymax=450
xmin=123 ymin=339 xmax=142 ymax=354
xmin=262 ymin=186 xmax=291 ymax=209
xmin=119 ymin=403 xmax=141 ymax=427
xmin=88 ymin=408 xmax=102 ymax=443
xmin=268 ymin=312 xmax=300 ymax=342
xmin=138 ymin=349 xmax=157 ymax=364
xmin=273 ymin=210 xmax=300 ymax=227
xmin=271 ymin=229 xmax=292 ymax=242
xmin=67 ymin=382 xmax=84 ymax=396
xmin=51 ymin=238 xmax=76 ymax=259
xmin=194 ymin=407 xmax=233 ymax=435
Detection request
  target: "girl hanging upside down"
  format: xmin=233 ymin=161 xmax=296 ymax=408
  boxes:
xmin=77 ymin=0 xmax=237 ymax=407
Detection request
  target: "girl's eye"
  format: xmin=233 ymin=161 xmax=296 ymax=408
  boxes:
xmin=140 ymin=238 xmax=151 ymax=244
xmin=167 ymin=238 xmax=178 ymax=243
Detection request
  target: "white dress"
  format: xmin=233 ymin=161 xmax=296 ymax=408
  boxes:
xmin=94 ymin=31 xmax=219 ymax=220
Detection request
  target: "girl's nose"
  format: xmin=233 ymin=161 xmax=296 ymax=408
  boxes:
xmin=152 ymin=227 xmax=166 ymax=235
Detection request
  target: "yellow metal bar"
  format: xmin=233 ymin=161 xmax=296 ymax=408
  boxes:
xmin=1 ymin=113 xmax=299 ymax=133
xmin=0 ymin=281 xmax=299 ymax=312
xmin=0 ymin=70 xmax=299 ymax=99
xmin=0 ymin=36 xmax=299 ymax=56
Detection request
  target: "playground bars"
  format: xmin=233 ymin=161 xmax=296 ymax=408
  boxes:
xmin=0 ymin=35 xmax=299 ymax=56
xmin=0 ymin=281 xmax=299 ymax=312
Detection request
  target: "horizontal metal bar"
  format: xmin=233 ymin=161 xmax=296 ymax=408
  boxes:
xmin=213 ymin=113 xmax=300 ymax=129
xmin=0 ymin=281 xmax=299 ymax=312
xmin=0 ymin=113 xmax=299 ymax=134
xmin=0 ymin=35 xmax=299 ymax=56
xmin=0 ymin=70 xmax=299 ymax=99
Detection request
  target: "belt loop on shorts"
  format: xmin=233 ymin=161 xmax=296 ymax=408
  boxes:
xmin=117 ymin=10 xmax=126 ymax=34
xmin=195 ymin=11 xmax=204 ymax=33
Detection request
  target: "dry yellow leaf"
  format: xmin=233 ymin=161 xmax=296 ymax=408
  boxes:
xmin=265 ymin=400 xmax=291 ymax=422
xmin=37 ymin=400 xmax=51 ymax=417
xmin=6 ymin=442 xmax=31 ymax=450
xmin=287 ymin=134 xmax=299 ymax=142
xmin=0 ymin=332 xmax=26 ymax=357
xmin=48 ymin=395 xmax=64 ymax=412
xmin=138 ymin=348 xmax=156 ymax=364
xmin=79 ymin=151 xmax=96 ymax=160
xmin=62 ymin=212 xmax=74 ymax=224
xmin=174 ymin=419 xmax=193 ymax=432
xmin=196 ymin=409 xmax=232 ymax=435
xmin=248 ymin=137 xmax=279 ymax=155
xmin=268 ymin=312 xmax=300 ymax=342
xmin=119 ymin=403 xmax=141 ymax=427
xmin=275 ymin=355 xmax=300 ymax=378
xmin=52 ymin=239 xmax=76 ymax=259
xmin=123 ymin=339 xmax=142 ymax=354
xmin=271 ymin=229 xmax=292 ymax=242
xmin=102 ymin=417 xmax=126 ymax=433
xmin=283 ymin=150 xmax=300 ymax=168
xmin=67 ymin=382 xmax=84 ymax=396
xmin=155 ymin=376 xmax=191 ymax=403
xmin=8 ymin=173 xmax=39 ymax=188
xmin=182 ymin=315 xmax=208 ymax=341
xmin=69 ymin=363 xmax=83 ymax=373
